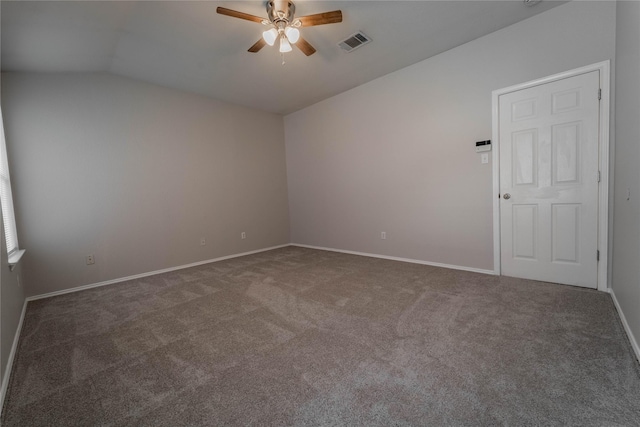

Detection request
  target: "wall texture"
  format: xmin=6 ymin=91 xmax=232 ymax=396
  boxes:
xmin=0 ymin=213 xmax=24 ymax=397
xmin=612 ymin=0 xmax=640 ymax=353
xmin=1 ymin=73 xmax=290 ymax=297
xmin=0 ymin=73 xmax=26 ymax=401
xmin=284 ymin=1 xmax=616 ymax=271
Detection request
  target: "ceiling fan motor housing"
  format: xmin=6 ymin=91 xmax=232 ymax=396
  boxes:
xmin=267 ymin=1 xmax=295 ymax=24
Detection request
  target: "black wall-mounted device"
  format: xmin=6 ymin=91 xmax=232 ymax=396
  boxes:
xmin=475 ymin=140 xmax=491 ymax=152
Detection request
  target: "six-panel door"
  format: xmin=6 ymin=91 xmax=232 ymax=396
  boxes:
xmin=499 ymin=71 xmax=600 ymax=288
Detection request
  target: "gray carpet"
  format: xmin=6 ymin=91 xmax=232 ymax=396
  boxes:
xmin=2 ymin=246 xmax=640 ymax=426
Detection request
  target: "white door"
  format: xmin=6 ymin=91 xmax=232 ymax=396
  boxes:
xmin=499 ymin=71 xmax=600 ymax=288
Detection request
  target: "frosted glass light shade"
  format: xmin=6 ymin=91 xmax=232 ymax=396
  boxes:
xmin=279 ymin=36 xmax=292 ymax=53
xmin=262 ymin=28 xmax=278 ymax=46
xmin=284 ymin=27 xmax=300 ymax=44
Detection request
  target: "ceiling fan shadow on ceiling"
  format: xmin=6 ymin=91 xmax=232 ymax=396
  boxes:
xmin=217 ymin=0 xmax=342 ymax=57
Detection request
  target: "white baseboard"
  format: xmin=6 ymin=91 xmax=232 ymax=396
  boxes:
xmin=0 ymin=298 xmax=28 ymax=408
xmin=291 ymin=244 xmax=495 ymax=275
xmin=27 ymin=244 xmax=290 ymax=302
xmin=29 ymin=243 xmax=495 ymax=302
xmin=609 ymin=288 xmax=640 ymax=363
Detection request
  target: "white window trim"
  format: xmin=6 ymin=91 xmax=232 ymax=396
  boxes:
xmin=0 ymin=107 xmax=23 ymax=270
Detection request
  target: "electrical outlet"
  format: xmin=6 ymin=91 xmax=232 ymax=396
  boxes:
xmin=86 ymin=254 xmax=95 ymax=265
xmin=381 ymin=232 xmax=386 ymax=240
xmin=200 ymin=237 xmax=206 ymax=246
xmin=241 ymin=232 xmax=246 ymax=240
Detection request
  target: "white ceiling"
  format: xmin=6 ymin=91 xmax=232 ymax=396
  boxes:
xmin=1 ymin=0 xmax=566 ymax=114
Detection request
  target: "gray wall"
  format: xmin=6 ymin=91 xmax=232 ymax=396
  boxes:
xmin=612 ymin=1 xmax=640 ymax=352
xmin=0 ymin=74 xmax=26 ymax=395
xmin=1 ymin=72 xmax=290 ymax=297
xmin=0 ymin=212 xmax=25 ymax=391
xmin=284 ymin=1 xmax=616 ymax=271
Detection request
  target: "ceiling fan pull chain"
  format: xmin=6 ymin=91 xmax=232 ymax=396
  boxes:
xmin=281 ymin=52 xmax=286 ymax=66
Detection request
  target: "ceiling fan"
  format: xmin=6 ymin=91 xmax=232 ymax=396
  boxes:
xmin=217 ymin=1 xmax=343 ymax=56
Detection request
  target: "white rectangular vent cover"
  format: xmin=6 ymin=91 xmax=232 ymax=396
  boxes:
xmin=338 ymin=31 xmax=371 ymax=53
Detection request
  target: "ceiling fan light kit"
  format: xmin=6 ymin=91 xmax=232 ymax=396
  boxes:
xmin=279 ymin=35 xmax=293 ymax=53
xmin=263 ymin=28 xmax=278 ymax=46
xmin=284 ymin=26 xmax=300 ymax=44
xmin=217 ymin=0 xmax=342 ymax=57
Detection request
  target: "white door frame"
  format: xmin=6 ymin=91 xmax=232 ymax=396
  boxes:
xmin=491 ymin=61 xmax=610 ymax=292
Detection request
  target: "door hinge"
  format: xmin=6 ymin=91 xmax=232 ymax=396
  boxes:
xmin=597 ymin=250 xmax=600 ymax=261
xmin=597 ymin=171 xmax=601 ymax=183
xmin=598 ymin=88 xmax=602 ymax=100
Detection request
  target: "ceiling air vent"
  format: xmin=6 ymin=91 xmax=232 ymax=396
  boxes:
xmin=338 ymin=31 xmax=371 ymax=53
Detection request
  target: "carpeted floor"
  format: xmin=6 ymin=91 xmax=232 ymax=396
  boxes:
xmin=2 ymin=246 xmax=640 ymax=426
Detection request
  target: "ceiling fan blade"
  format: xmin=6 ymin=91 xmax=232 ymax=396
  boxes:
xmin=248 ymin=38 xmax=267 ymax=53
xmin=298 ymin=10 xmax=342 ymax=27
xmin=216 ymin=7 xmax=264 ymax=24
xmin=296 ymin=37 xmax=317 ymax=56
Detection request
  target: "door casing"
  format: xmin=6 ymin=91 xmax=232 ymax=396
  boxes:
xmin=491 ymin=61 xmax=610 ymax=292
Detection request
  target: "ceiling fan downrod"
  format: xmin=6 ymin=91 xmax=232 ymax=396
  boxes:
xmin=267 ymin=1 xmax=296 ymax=25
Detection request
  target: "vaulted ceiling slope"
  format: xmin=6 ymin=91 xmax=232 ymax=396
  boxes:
xmin=1 ymin=1 xmax=566 ymax=114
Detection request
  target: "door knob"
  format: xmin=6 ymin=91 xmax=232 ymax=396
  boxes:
xmin=503 ymin=193 xmax=511 ymax=200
